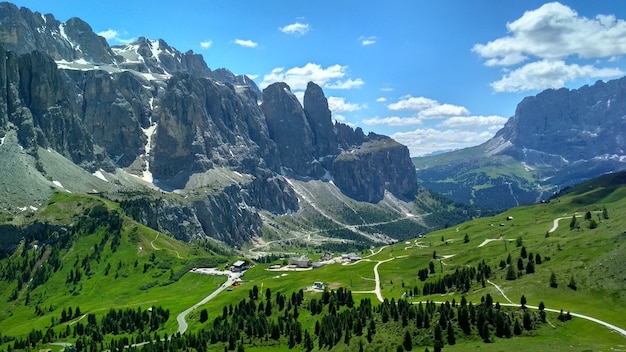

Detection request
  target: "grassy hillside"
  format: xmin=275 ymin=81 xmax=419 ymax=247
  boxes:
xmin=413 ymin=147 xmax=553 ymax=210
xmin=192 ymin=171 xmax=626 ymax=351
xmin=1 ymin=172 xmax=626 ymax=351
xmin=0 ymin=192 xmax=228 ymax=343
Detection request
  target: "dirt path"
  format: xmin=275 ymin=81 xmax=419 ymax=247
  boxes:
xmin=412 ymin=299 xmax=626 ymax=338
xmin=176 ymin=269 xmax=241 ymax=335
xmin=487 ymin=280 xmax=514 ymax=304
xmin=150 ymin=233 xmax=160 ymax=250
xmin=484 ymin=280 xmax=625 ymax=337
xmin=352 ymin=257 xmax=399 ymax=302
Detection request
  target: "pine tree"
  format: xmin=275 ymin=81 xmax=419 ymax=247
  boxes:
xmin=200 ymin=309 xmax=208 ymax=323
xmin=446 ymin=323 xmax=456 ymax=345
xmin=550 ymin=273 xmax=558 ymax=288
xmin=568 ymin=275 xmax=577 ymax=290
xmin=569 ymin=215 xmax=578 ymax=230
xmin=603 ymin=206 xmax=609 ymax=219
xmin=302 ymin=329 xmax=313 ymax=352
xmin=513 ymin=319 xmax=522 ymax=335
xmin=403 ymin=330 xmax=413 ymax=351
xmin=463 ymin=234 xmax=470 ymax=243
xmin=525 ymin=260 xmax=535 ymax=274
xmin=433 ymin=325 xmax=443 ymax=352
xmin=506 ymin=265 xmax=517 ymax=280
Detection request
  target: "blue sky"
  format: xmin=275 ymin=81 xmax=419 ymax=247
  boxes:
xmin=9 ymin=1 xmax=626 ymax=156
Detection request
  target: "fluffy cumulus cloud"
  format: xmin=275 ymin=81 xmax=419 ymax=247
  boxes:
xmin=474 ymin=2 xmax=626 ymax=92
xmin=439 ymin=115 xmax=509 ymax=129
xmin=387 ymin=96 xmax=469 ymax=119
xmin=392 ymin=129 xmax=494 ymax=156
xmin=363 ymin=95 xmax=509 ymax=155
xmin=200 ymin=40 xmax=213 ymax=49
xmin=260 ymin=63 xmax=364 ymax=91
xmin=97 ymin=29 xmax=135 ymax=44
xmin=327 ymin=97 xmax=363 ymax=113
xmin=234 ymin=39 xmax=258 ymax=48
xmin=279 ymin=22 xmax=310 ymax=36
xmin=491 ymin=60 xmax=623 ymax=92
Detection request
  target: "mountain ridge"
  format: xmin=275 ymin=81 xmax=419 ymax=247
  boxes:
xmin=414 ymin=76 xmax=626 ymax=210
xmin=0 ymin=1 xmax=433 ymax=251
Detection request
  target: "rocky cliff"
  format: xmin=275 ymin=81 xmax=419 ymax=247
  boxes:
xmin=414 ymin=77 xmax=626 ymax=210
xmin=0 ymin=2 xmax=419 ymax=247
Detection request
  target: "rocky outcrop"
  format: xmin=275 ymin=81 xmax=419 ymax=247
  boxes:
xmin=415 ymin=77 xmax=626 ymax=210
xmin=0 ymin=3 xmax=421 ymax=247
xmin=151 ymin=72 xmax=280 ymax=183
xmin=304 ymin=82 xmax=338 ymax=157
xmin=112 ymin=37 xmax=212 ymax=77
xmin=333 ymin=136 xmax=418 ymax=202
xmin=63 ymin=69 xmax=154 ymax=167
xmin=0 ymin=2 xmax=115 ymax=63
xmin=497 ymin=79 xmax=626 ymax=162
xmin=0 ymin=46 xmax=112 ymax=170
xmin=262 ymin=82 xmax=322 ymax=177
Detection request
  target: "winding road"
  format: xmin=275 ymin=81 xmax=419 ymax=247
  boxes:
xmin=484 ymin=280 xmax=626 ymax=338
xmin=175 ymin=270 xmax=241 ymax=335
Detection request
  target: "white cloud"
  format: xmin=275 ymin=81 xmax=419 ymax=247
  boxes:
xmin=363 ymin=117 xmax=422 ymax=126
xmin=474 ymin=2 xmax=626 ymax=92
xmin=392 ymin=128 xmax=495 ymax=156
xmin=200 ymin=40 xmax=213 ymax=49
xmin=98 ymin=29 xmax=118 ymax=40
xmin=474 ymin=3 xmax=626 ymax=65
xmin=380 ymin=87 xmax=394 ymax=92
xmin=97 ymin=29 xmax=135 ymax=44
xmin=491 ymin=60 xmax=623 ymax=92
xmin=360 ymin=36 xmax=377 ymax=45
xmin=387 ymin=96 xmax=438 ymax=111
xmin=327 ymin=96 xmax=363 ymax=113
xmin=234 ymin=39 xmax=258 ymax=48
xmin=418 ymin=104 xmax=470 ymax=119
xmin=439 ymin=115 xmax=509 ymax=129
xmin=387 ymin=96 xmax=469 ymax=119
xmin=279 ymin=22 xmax=310 ymax=36
xmin=260 ymin=63 xmax=364 ymax=91
xmin=326 ymin=78 xmax=365 ymax=89
xmin=376 ymin=97 xmax=387 ymax=102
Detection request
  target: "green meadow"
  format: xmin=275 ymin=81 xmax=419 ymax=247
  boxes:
xmin=1 ymin=172 xmax=626 ymax=351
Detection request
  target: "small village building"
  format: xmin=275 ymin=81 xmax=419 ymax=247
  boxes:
xmin=321 ymin=252 xmax=333 ymax=261
xmin=231 ymin=260 xmax=248 ymax=272
xmin=311 ymin=261 xmax=324 ymax=268
xmin=289 ymin=256 xmax=312 ymax=268
xmin=342 ymin=253 xmax=361 ymax=262
xmin=313 ymin=281 xmax=324 ymax=290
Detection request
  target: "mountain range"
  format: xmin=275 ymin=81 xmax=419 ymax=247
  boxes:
xmin=0 ymin=2 xmax=443 ymax=252
xmin=414 ymin=77 xmax=626 ymax=210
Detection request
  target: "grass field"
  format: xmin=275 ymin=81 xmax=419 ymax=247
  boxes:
xmin=1 ymin=173 xmax=626 ymax=351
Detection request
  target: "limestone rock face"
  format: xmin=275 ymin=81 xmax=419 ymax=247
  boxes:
xmin=415 ymin=77 xmax=626 ymax=210
xmin=0 ymin=46 xmax=111 ymax=171
xmin=304 ymin=82 xmax=338 ymax=157
xmin=497 ymin=79 xmax=626 ymax=163
xmin=0 ymin=3 xmax=421 ymax=246
xmin=0 ymin=2 xmax=116 ymax=63
xmin=332 ymin=136 xmax=418 ymax=203
xmin=262 ymin=82 xmax=321 ymax=177
xmin=151 ymin=73 xmax=280 ymax=183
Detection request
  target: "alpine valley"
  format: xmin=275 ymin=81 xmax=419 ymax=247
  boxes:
xmin=1 ymin=2 xmax=626 ymax=352
xmin=413 ymin=77 xmax=626 ymax=210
